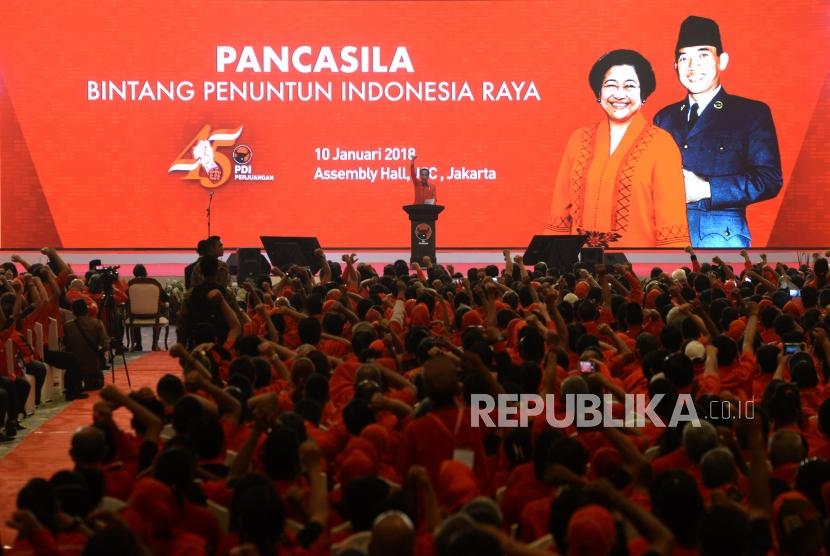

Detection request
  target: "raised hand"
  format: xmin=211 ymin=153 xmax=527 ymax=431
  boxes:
xmin=207 ymin=289 xmax=223 ymax=303
xmin=99 ymin=385 xmax=124 ymax=406
xmin=299 ymin=440 xmax=323 ymax=469
xmin=6 ymin=509 xmax=43 ymax=537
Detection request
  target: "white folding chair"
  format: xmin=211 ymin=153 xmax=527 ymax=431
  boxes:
xmin=26 ymin=322 xmax=55 ymax=402
xmin=47 ymin=318 xmax=65 ymax=396
xmin=207 ymin=500 xmax=230 ymax=534
xmin=332 ymin=531 xmax=372 ymax=555
xmin=98 ymin=496 xmax=127 ymax=513
xmin=285 ymin=519 xmax=304 ymax=533
xmin=160 ymin=424 xmax=175 ymax=441
xmin=529 ymin=534 xmax=554 ymax=550
xmin=7 ymin=338 xmax=35 ymax=415
xmin=125 ymin=282 xmax=169 ymax=350
xmin=47 ymin=318 xmax=59 ymax=351
xmin=33 ymin=323 xmax=52 ymax=402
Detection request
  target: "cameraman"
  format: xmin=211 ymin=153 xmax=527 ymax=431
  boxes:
xmin=63 ymin=300 xmax=108 ymax=394
xmin=87 ymin=268 xmax=127 ymax=308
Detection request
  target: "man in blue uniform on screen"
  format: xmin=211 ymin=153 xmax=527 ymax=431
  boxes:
xmin=654 ymin=15 xmax=782 ymax=248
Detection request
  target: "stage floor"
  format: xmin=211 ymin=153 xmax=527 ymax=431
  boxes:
xmin=0 ymin=249 xmax=816 ymax=280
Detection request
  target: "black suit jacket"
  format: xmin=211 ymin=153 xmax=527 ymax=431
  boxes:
xmin=654 ymin=88 xmax=782 ymax=245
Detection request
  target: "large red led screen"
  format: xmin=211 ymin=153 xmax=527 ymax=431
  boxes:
xmin=0 ymin=1 xmax=826 ymax=248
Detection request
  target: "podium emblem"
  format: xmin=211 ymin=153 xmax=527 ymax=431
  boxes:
xmin=415 ymin=223 xmax=433 ymax=243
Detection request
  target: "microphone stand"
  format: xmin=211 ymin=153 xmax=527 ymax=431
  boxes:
xmin=207 ymin=191 xmax=214 ymax=237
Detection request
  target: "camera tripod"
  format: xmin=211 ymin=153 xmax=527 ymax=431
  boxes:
xmin=98 ymin=289 xmax=131 ymax=387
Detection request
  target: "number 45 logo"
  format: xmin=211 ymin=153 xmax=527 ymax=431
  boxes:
xmin=168 ymin=124 xmax=243 ymax=189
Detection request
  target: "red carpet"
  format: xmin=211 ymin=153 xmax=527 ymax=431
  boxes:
xmin=0 ymin=351 xmax=179 ymax=545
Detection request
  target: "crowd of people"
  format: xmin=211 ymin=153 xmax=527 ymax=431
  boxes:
xmin=3 ymin=242 xmax=830 ymax=555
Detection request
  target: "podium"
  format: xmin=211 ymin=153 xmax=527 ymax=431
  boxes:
xmin=403 ymin=204 xmax=445 ymax=263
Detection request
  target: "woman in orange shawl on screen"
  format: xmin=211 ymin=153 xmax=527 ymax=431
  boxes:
xmin=547 ymin=49 xmax=689 ymax=248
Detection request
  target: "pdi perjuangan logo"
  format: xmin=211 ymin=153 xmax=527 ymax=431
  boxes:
xmin=168 ymin=125 xmax=273 ymax=188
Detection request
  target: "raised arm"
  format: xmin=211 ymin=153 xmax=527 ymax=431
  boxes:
xmin=513 ymin=255 xmax=529 ymax=281
xmin=597 ymin=264 xmax=612 ymax=309
xmin=621 ymin=264 xmax=643 ymax=303
xmin=684 ymin=245 xmax=701 ymax=273
xmin=99 ymin=385 xmax=163 ymax=442
xmin=185 ymin=369 xmax=242 ymax=425
xmin=742 ymin=301 xmax=759 ymax=355
xmin=314 ymin=248 xmax=332 ymax=284
xmin=208 ymin=289 xmax=242 ymax=344
xmin=41 ymin=247 xmax=72 ymax=275
xmin=596 ymin=323 xmax=634 ymax=367
xmin=228 ymin=408 xmax=270 ymax=482
xmin=256 ymin=304 xmax=280 ymax=343
xmin=409 ymin=154 xmax=419 ymax=187
xmin=300 ymin=441 xmax=328 ymax=527
xmin=545 ymin=291 xmax=568 ymax=348
xmin=704 ymin=344 xmax=719 ymax=379
xmin=682 ymin=302 xmax=713 ymax=343
xmin=737 ymin=414 xmax=771 ymax=521
xmin=170 ymin=344 xmax=242 ymax=423
xmin=745 ymin=270 xmax=775 ymax=294
xmin=812 ymin=328 xmax=830 ymax=377
xmin=503 ymin=249 xmax=514 ymax=278
xmin=258 ymin=341 xmax=290 ymax=382
xmin=10 ymin=254 xmax=31 ymax=272
xmin=342 ymin=254 xmax=360 ymax=291
xmin=585 ymin=479 xmax=674 ymax=555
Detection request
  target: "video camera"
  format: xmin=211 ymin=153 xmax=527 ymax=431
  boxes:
xmin=94 ymin=265 xmax=121 ymax=293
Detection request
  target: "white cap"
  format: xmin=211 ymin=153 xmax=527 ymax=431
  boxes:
xmin=666 ymin=307 xmax=687 ymax=328
xmin=672 ymin=269 xmax=687 ymax=283
xmin=685 ymin=340 xmax=706 ymax=361
xmin=563 ymin=293 xmax=579 ymax=305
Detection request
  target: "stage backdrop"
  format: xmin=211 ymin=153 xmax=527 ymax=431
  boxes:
xmin=0 ymin=0 xmax=827 ymax=249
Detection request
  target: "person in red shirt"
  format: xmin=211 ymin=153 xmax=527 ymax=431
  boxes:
xmin=396 ymin=356 xmax=487 ymax=489
xmin=409 ymin=155 xmax=437 ymax=205
xmin=153 ymin=447 xmax=223 ymax=550
xmin=66 ymin=278 xmax=98 ymax=317
xmin=5 ymin=479 xmax=89 ymax=556
xmin=121 ymin=478 xmax=208 ymax=555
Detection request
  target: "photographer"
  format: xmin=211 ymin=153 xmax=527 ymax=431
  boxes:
xmin=87 ymin=266 xmax=128 ymax=309
xmin=62 ymin=299 xmax=107 ymax=396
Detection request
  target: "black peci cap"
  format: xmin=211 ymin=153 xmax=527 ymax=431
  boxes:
xmin=676 ymin=16 xmax=723 ymax=54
